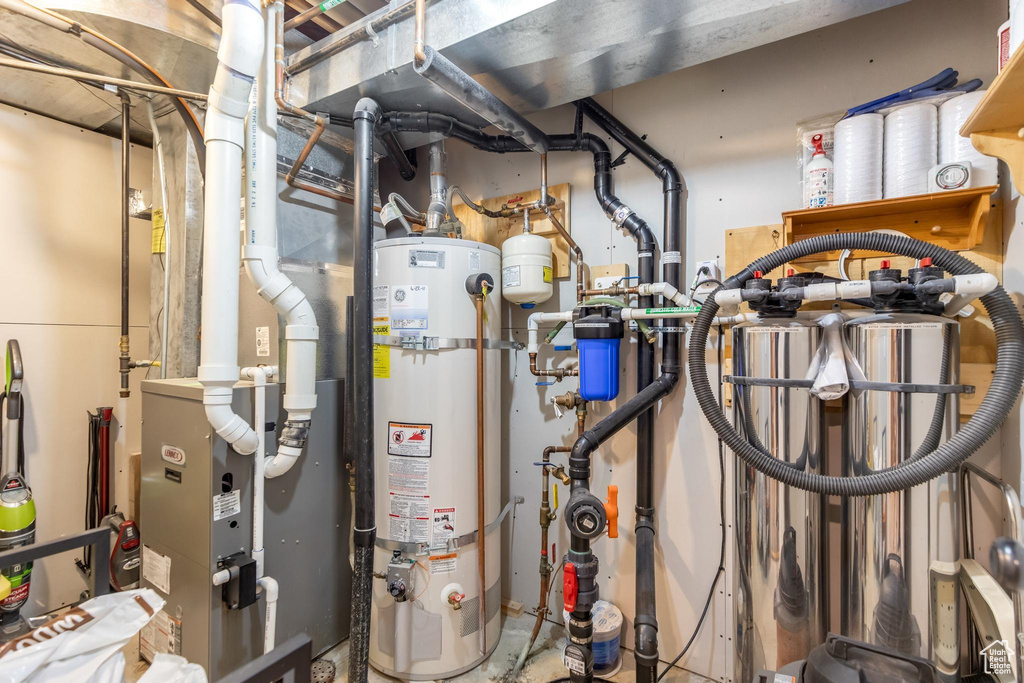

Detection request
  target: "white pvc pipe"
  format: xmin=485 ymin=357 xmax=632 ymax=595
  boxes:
xmin=526 ymin=310 xmax=574 ymax=353
xmin=637 ymin=281 xmax=693 ymax=307
xmin=241 ymin=366 xmax=275 ymax=577
xmin=945 ymin=273 xmax=999 ymax=315
xmin=197 ymin=0 xmax=263 ymax=456
xmin=244 ymin=2 xmax=318 ymax=479
xmin=257 ymin=575 xmax=279 ymax=654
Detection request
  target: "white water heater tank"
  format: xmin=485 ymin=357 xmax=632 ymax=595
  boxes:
xmin=501 ymin=232 xmax=553 ymax=306
xmin=370 ymin=236 xmax=503 ymax=680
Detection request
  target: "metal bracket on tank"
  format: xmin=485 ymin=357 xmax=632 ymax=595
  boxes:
xmin=373 ymin=335 xmax=524 ymax=351
xmin=726 ymin=375 xmax=975 ymax=394
xmin=374 ymin=497 xmax=524 ymax=556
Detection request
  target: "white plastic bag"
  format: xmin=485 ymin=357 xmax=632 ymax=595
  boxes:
xmin=0 ymin=589 xmax=164 ymax=683
xmin=138 ymin=654 xmax=206 ymax=683
xmin=805 ymin=313 xmax=866 ymax=400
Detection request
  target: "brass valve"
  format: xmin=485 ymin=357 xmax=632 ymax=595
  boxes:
xmin=447 ymin=591 xmax=465 ymax=610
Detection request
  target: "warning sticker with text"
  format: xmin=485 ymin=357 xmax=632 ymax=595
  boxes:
xmin=373 ymin=324 xmax=390 ymax=379
xmin=387 ymin=455 xmax=429 ymax=494
xmin=429 ymin=553 xmax=457 ymax=574
xmin=431 ymin=507 xmax=456 ymax=549
xmin=387 ymin=422 xmax=432 ymax=457
xmin=388 ymin=492 xmax=430 ymax=543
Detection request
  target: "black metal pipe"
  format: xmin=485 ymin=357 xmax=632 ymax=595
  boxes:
xmin=377 ymin=113 xmax=658 ymax=251
xmin=381 ymin=129 xmax=416 ymax=181
xmin=578 ymin=97 xmax=685 ymax=680
xmin=349 ymin=97 xmax=380 ymax=683
xmin=413 ymin=46 xmax=550 ymax=154
xmin=119 ymin=91 xmax=131 ymax=399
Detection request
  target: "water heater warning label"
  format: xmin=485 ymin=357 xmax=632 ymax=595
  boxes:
xmin=387 ymin=456 xmax=429 ymax=494
xmin=387 ymin=422 xmax=432 ymax=457
xmin=431 ymin=507 xmax=456 ymax=549
xmin=388 ymin=492 xmax=430 ymax=543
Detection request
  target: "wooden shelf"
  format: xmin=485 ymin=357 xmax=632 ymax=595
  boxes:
xmin=781 ymin=186 xmax=997 ymax=262
xmin=961 ymin=45 xmax=1024 ymax=193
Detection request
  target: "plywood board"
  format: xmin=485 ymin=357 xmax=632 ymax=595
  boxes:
xmin=725 ymin=224 xmax=785 ymax=279
xmin=450 ymin=183 xmax=572 ymax=278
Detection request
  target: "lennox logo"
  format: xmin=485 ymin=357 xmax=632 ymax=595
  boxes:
xmin=161 ymin=445 xmax=186 ymax=466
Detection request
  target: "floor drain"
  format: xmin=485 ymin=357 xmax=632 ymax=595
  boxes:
xmin=311 ymin=659 xmax=336 ymax=683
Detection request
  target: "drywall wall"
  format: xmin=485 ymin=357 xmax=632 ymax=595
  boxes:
xmin=379 ymin=0 xmax=1010 ymax=679
xmin=0 ymin=102 xmax=151 ymax=615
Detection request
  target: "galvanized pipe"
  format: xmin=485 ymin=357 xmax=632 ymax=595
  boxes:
xmin=119 ymin=91 xmax=131 ymax=399
xmin=287 ymin=0 xmax=417 ymax=75
xmin=410 ymin=0 xmax=549 ymax=155
xmin=0 ymin=56 xmax=208 ymax=100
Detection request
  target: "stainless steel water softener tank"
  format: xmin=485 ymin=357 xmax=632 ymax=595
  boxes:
xmin=733 ymin=319 xmax=827 ymax=683
xmin=842 ymin=313 xmax=960 ymax=681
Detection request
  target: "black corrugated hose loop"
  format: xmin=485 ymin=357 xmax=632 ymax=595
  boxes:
xmin=688 ymin=233 xmax=1024 ymax=497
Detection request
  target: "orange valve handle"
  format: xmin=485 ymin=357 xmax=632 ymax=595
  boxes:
xmin=605 ymin=485 xmax=618 ymax=539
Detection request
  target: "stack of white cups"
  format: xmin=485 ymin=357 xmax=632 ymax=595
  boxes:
xmin=883 ymin=103 xmax=938 ymax=198
xmin=939 ymin=91 xmax=998 ymax=186
xmin=833 ymin=113 xmax=883 ymax=204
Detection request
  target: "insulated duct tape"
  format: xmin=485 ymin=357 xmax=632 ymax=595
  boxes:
xmin=883 ymin=103 xmax=937 ymax=198
xmin=939 ymin=91 xmax=998 ymax=187
xmin=834 ymin=113 xmax=883 ymax=205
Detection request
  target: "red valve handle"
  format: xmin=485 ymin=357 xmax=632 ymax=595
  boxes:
xmin=563 ymin=562 xmax=578 ymax=612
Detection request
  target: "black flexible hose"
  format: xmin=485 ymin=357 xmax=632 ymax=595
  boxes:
xmin=690 ymin=233 xmax=1024 ymax=497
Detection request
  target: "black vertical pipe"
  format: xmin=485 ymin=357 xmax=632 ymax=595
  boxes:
xmin=348 ymin=97 xmax=380 ymax=683
xmin=119 ymin=90 xmax=131 ymax=399
xmin=578 ymin=97 xmax=684 ymax=682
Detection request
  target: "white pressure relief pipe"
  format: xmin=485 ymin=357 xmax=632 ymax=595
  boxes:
xmin=197 ymin=0 xmax=263 ymax=456
xmin=241 ymin=365 xmax=276 ymax=577
xmin=244 ymin=2 xmax=319 ymax=479
xmin=257 ymin=575 xmax=279 ymax=654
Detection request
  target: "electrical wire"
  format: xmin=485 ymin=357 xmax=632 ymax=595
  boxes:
xmin=658 ymin=325 xmax=727 ymax=681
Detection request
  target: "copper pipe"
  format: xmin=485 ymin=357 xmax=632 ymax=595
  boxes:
xmin=582 ymin=285 xmax=638 ymax=298
xmin=475 ymin=292 xmax=487 ymax=655
xmin=544 ymin=206 xmax=584 ymax=304
xmin=413 ymin=0 xmax=426 ymax=65
xmin=0 ymin=57 xmax=207 ymax=100
xmin=519 ymin=397 xmax=587 ymax=675
xmin=284 ymin=1 xmax=336 ymax=32
xmin=529 ymin=353 xmax=578 ymax=379
xmin=271 ymin=1 xmax=350 ymax=204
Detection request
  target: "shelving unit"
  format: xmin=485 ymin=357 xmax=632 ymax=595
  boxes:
xmin=961 ymin=45 xmax=1024 ymax=193
xmin=781 ymin=185 xmax=998 ymax=262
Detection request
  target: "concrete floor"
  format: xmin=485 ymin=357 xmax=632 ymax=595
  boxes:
xmin=125 ymin=612 xmax=714 ymax=682
xmin=318 ymin=612 xmax=713 ymax=682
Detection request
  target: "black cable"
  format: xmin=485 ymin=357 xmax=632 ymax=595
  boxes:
xmin=658 ymin=325 xmax=727 ymax=681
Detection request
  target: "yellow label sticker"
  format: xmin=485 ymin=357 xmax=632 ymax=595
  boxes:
xmin=553 ymin=483 xmax=559 ymax=510
xmin=151 ymin=208 xmax=166 ymax=254
xmin=543 ymin=266 xmax=553 ymax=283
xmin=373 ymin=324 xmax=390 ymax=379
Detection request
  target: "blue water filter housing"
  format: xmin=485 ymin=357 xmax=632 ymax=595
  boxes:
xmin=574 ymin=309 xmax=625 ymax=402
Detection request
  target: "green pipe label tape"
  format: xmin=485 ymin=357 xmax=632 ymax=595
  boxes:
xmin=320 ymin=0 xmax=346 ymax=10
xmin=644 ymin=306 xmax=701 ymax=315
